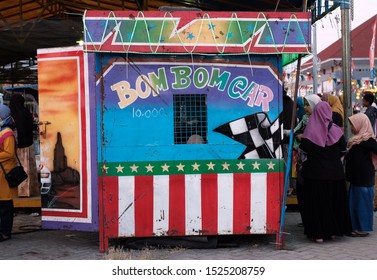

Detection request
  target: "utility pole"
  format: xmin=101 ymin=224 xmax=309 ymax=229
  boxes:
xmin=312 ymin=22 xmax=319 ymax=95
xmin=339 ymin=0 xmax=352 ymax=140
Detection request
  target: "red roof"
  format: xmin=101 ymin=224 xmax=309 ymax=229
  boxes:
xmin=302 ymin=14 xmax=377 ymax=69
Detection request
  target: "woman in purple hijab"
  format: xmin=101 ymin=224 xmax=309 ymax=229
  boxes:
xmin=299 ymin=101 xmax=351 ymax=243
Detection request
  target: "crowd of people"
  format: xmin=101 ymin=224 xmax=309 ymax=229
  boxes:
xmin=287 ymin=90 xmax=377 ymax=243
xmin=0 ymin=94 xmax=36 ymax=242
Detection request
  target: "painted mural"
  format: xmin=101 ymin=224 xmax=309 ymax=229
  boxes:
xmin=97 ymin=54 xmax=283 ymax=163
xmin=97 ymin=54 xmax=284 ymax=239
xmin=84 ymin=10 xmax=311 ymax=55
xmin=38 ymin=56 xmax=81 ymax=210
xmin=37 ymin=47 xmax=94 ymax=224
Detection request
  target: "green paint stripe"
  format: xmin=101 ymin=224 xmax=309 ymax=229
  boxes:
xmin=98 ymin=159 xmax=284 ymax=176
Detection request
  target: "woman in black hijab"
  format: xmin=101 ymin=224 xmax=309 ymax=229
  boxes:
xmin=9 ymin=93 xmax=38 ymax=197
xmin=9 ymin=94 xmax=34 ymax=148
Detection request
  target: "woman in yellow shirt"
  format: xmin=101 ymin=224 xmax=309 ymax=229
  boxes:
xmin=0 ymin=104 xmax=17 ymax=242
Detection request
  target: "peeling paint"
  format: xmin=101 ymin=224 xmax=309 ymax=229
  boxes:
xmin=155 ymin=210 xmax=165 ymax=222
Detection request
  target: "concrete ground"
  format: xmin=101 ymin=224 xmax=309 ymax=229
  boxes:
xmin=1 ymin=208 xmax=377 ymax=260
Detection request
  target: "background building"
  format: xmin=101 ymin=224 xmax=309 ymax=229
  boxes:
xmin=285 ymin=14 xmax=377 ymax=107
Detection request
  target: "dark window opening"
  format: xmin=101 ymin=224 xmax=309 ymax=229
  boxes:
xmin=173 ymin=94 xmax=207 ymax=144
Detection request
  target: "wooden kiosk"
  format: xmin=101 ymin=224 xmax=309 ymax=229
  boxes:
xmin=37 ymin=10 xmax=311 ymax=252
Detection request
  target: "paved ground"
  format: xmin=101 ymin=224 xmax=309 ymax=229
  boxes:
xmin=1 ymin=208 xmax=377 ymax=260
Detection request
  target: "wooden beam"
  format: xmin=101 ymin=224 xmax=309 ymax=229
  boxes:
xmin=54 ymin=0 xmax=138 ymax=11
xmin=142 ymin=0 xmax=149 ymax=10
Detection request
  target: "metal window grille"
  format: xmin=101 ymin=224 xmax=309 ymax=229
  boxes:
xmin=173 ymin=94 xmax=207 ymax=144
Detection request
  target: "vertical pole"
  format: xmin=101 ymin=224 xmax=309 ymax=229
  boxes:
xmin=142 ymin=0 xmax=149 ymax=10
xmin=340 ymin=0 xmax=352 ymax=140
xmin=312 ymin=22 xmax=319 ymax=95
xmin=11 ymin=62 xmax=14 ymax=95
xmin=278 ymin=0 xmax=308 ymax=249
xmin=99 ymin=54 xmax=107 ymax=253
xmin=278 ymin=56 xmax=302 ymax=250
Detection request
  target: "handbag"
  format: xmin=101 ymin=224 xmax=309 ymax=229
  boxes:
xmin=0 ymin=154 xmax=28 ymax=188
xmin=0 ymin=130 xmax=28 ymax=188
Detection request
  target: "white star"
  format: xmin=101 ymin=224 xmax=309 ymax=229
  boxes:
xmin=161 ymin=163 xmax=170 ymax=172
xmin=115 ymin=164 xmax=124 ymax=173
xmin=207 ymin=162 xmax=215 ymax=170
xmin=176 ymin=163 xmax=185 ymax=171
xmin=102 ymin=164 xmax=109 ymax=174
xmin=222 ymin=162 xmax=230 ymax=170
xmin=236 ymin=161 xmax=245 ymax=170
xmin=252 ymin=161 xmax=260 ymax=170
xmin=192 ymin=162 xmax=200 ymax=171
xmin=130 ymin=164 xmax=139 ymax=172
xmin=145 ymin=164 xmax=154 ymax=172
xmin=267 ymin=161 xmax=275 ymax=170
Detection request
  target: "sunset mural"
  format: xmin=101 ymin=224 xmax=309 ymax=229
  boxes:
xmin=38 ymin=57 xmax=80 ymax=173
xmin=37 ymin=48 xmax=86 ymax=212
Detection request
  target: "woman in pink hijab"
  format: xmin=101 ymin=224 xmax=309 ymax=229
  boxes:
xmin=345 ymin=113 xmax=377 ymax=237
xmin=300 ymin=101 xmax=351 ymax=243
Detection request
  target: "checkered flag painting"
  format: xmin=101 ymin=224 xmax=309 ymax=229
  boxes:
xmin=214 ymin=112 xmax=283 ymax=159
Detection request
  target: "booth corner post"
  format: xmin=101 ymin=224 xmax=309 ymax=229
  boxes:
xmin=278 ymin=55 xmax=302 ymax=250
xmin=277 ymin=0 xmax=309 ymax=250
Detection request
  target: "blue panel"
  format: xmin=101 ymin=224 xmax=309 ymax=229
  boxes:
xmin=96 ymin=54 xmax=282 ymax=162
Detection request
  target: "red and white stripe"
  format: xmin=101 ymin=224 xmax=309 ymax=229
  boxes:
xmin=101 ymin=172 xmax=283 ymax=239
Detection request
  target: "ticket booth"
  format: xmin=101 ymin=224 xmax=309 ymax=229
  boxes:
xmin=37 ymin=10 xmax=311 ymax=252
